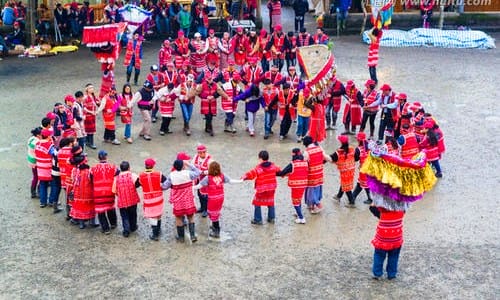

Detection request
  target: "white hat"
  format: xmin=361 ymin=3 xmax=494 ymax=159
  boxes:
xmin=194 ymin=32 xmax=201 ymax=38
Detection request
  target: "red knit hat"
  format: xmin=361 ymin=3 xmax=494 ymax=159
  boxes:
xmin=356 ymin=132 xmax=366 ymax=141
xmin=398 ymin=93 xmax=407 ymax=100
xmin=337 ymin=135 xmax=349 ymax=144
xmin=208 ymin=28 xmax=215 ymax=34
xmin=177 ymin=152 xmax=191 ymax=160
xmin=274 ymin=24 xmax=282 ymax=31
xmin=236 ymin=27 xmax=243 ymax=33
xmin=365 ymin=79 xmax=376 ymax=87
xmin=46 ymin=112 xmax=56 ymax=120
xmin=346 ymin=80 xmax=355 ymax=91
xmin=64 ymin=94 xmax=76 ymax=103
xmin=144 ymin=158 xmax=156 ymax=168
xmin=196 ymin=144 xmax=207 ymax=152
xmin=380 ymin=84 xmax=392 ymax=91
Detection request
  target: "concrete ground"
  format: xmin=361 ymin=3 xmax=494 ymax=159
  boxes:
xmin=0 ymin=6 xmax=499 ymax=299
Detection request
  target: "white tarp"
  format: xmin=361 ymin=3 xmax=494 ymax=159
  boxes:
xmin=363 ymin=28 xmax=496 ymax=49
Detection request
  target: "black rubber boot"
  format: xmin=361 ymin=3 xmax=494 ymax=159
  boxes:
xmin=205 ymin=118 xmax=210 ymax=133
xmin=126 ymin=72 xmax=131 ymax=83
xmin=158 ymin=219 xmax=162 ymax=233
xmin=210 ymin=221 xmax=220 ymax=238
xmin=30 ymin=186 xmax=37 ymax=199
xmin=149 ymin=225 xmax=159 ymax=241
xmin=363 ymin=188 xmax=373 ymax=204
xmin=347 ymin=191 xmax=355 ymax=206
xmin=351 ymin=126 xmax=357 ymax=135
xmin=352 ymin=183 xmax=362 ymax=200
xmin=342 ymin=124 xmax=350 ymax=135
xmin=188 ymin=223 xmax=197 ymax=243
xmin=176 ymin=226 xmax=185 ymax=242
xmin=134 ymin=72 xmax=140 ymax=85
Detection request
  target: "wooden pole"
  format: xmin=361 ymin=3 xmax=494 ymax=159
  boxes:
xmin=438 ymin=5 xmax=444 ymax=29
xmin=256 ymin=0 xmax=261 ymax=19
xmin=26 ymin=0 xmax=37 ymax=45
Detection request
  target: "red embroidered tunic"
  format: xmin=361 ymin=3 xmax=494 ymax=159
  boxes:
xmin=306 ymin=145 xmax=325 ymax=187
xmin=199 ymin=81 xmax=218 ymax=115
xmin=206 ymin=174 xmax=225 ymax=222
xmin=357 ymin=145 xmax=369 ymax=188
xmin=288 ymin=160 xmax=308 ymax=205
xmin=91 ymin=162 xmax=116 ymax=213
xmin=372 ymin=208 xmax=404 ymax=250
xmin=169 ymin=170 xmax=197 ymax=217
xmin=35 ymin=139 xmax=54 ymax=181
xmin=400 ymin=132 xmax=420 ymax=160
xmin=69 ymin=167 xmax=95 ymax=220
xmin=309 ymin=102 xmax=326 ymax=143
xmin=58 ymin=146 xmax=73 ymax=189
xmin=84 ymin=94 xmax=98 ymax=134
xmin=139 ymin=170 xmax=164 ymax=218
xmin=193 ymin=154 xmax=211 ymax=194
xmin=243 ymin=162 xmax=281 ymax=206
xmin=334 ymin=147 xmax=356 ymax=192
xmin=342 ymin=87 xmax=362 ymax=126
xmin=101 ymin=95 xmax=116 ymax=130
xmin=114 ymin=171 xmax=140 ymax=209
xmin=278 ymin=89 xmax=296 ymax=120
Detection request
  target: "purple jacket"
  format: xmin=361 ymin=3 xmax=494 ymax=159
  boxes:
xmin=234 ymin=84 xmax=263 ymax=113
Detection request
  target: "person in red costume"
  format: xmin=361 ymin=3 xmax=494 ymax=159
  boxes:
xmin=369 ymin=204 xmax=405 ymax=280
xmin=242 ymin=150 xmax=281 ymax=225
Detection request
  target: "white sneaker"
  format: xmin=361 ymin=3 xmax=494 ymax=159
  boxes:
xmin=295 ymin=218 xmax=306 ymax=224
xmin=111 ymin=139 xmax=121 ymax=145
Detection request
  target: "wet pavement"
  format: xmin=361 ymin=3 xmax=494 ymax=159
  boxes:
xmin=0 ymin=7 xmax=499 ymax=299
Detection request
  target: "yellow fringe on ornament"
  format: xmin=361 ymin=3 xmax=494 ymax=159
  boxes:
xmin=361 ymin=155 xmax=437 ymax=196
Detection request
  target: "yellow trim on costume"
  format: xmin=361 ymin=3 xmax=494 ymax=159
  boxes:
xmin=360 ymin=155 xmax=437 ymax=196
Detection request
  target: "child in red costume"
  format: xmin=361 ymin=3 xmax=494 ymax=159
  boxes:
xmin=195 ymin=161 xmax=241 ymax=238
xmin=242 ymin=150 xmax=281 ymax=225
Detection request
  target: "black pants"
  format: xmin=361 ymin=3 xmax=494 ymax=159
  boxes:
xmin=103 ymin=128 xmax=116 ymax=141
xmin=160 ymin=116 xmax=172 ymax=132
xmin=352 ymin=183 xmax=372 ymax=201
xmin=336 ymin=186 xmax=354 ymax=204
xmin=294 ymin=15 xmax=305 ymax=32
xmin=360 ymin=112 xmax=377 ymax=137
xmin=369 ymin=66 xmax=378 ymax=84
xmin=98 ymin=209 xmax=117 ymax=232
xmin=378 ymin=112 xmax=395 ymax=141
xmin=273 ymin=59 xmax=284 ymax=72
xmin=286 ymin=57 xmax=296 ymax=71
xmin=205 ymin=114 xmax=214 ymax=132
xmin=279 ymin=110 xmax=292 ymax=137
xmin=119 ymin=205 xmax=138 ymax=234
